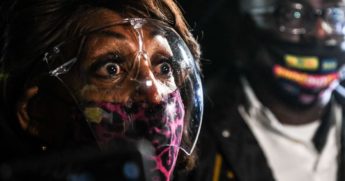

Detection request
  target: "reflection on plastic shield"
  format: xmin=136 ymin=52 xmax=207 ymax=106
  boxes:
xmin=41 ymin=18 xmax=203 ymax=155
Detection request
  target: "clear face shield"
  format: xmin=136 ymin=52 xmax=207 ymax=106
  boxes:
xmin=38 ymin=18 xmax=203 ymax=157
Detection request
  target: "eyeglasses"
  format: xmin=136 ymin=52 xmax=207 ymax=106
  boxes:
xmin=274 ymin=1 xmax=345 ymax=35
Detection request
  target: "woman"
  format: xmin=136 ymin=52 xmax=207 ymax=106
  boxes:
xmin=0 ymin=0 xmax=203 ymax=180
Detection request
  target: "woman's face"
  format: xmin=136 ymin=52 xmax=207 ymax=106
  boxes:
xmin=59 ymin=9 xmax=186 ymax=180
xmin=67 ymin=9 xmax=178 ymax=105
xmin=18 ymin=8 xmax=202 ymax=180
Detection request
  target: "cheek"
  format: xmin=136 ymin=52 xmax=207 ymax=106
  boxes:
xmin=26 ymin=89 xmax=81 ymax=144
xmin=79 ymin=84 xmax=131 ymax=103
xmin=156 ymin=77 xmax=177 ymax=94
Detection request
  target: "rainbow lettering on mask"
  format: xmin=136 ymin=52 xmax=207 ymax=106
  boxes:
xmin=322 ymin=59 xmax=338 ymax=71
xmin=284 ymin=54 xmax=319 ymax=70
xmin=273 ymin=65 xmax=339 ymax=88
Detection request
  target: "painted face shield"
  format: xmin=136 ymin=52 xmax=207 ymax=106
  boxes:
xmin=38 ymin=18 xmax=203 ymax=158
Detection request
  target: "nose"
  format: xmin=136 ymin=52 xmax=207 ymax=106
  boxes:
xmin=314 ymin=18 xmax=332 ymax=39
xmin=132 ymin=56 xmax=162 ymax=104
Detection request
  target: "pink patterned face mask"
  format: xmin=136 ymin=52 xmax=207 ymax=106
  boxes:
xmin=83 ymin=90 xmax=185 ymax=181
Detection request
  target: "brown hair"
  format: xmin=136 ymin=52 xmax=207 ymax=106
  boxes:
xmin=0 ymin=0 xmax=200 ymax=170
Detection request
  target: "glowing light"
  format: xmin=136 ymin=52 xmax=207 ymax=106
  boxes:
xmin=145 ymin=80 xmax=153 ymax=87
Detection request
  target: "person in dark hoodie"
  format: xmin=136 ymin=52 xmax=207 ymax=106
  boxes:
xmin=0 ymin=0 xmax=203 ymax=180
xmin=176 ymin=0 xmax=345 ymax=180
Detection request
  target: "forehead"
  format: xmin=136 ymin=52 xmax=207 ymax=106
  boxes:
xmin=78 ymin=8 xmax=124 ymax=32
xmin=80 ymin=18 xmax=173 ymax=63
xmin=307 ymin=0 xmax=345 ymax=8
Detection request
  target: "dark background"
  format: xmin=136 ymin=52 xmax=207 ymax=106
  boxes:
xmin=177 ymin=0 xmax=241 ymax=81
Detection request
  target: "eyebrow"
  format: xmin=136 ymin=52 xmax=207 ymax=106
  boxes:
xmin=91 ymin=27 xmax=167 ymax=40
xmin=150 ymin=28 xmax=166 ymax=38
xmin=94 ymin=30 xmax=127 ymax=40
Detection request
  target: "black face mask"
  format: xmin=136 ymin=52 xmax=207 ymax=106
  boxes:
xmin=257 ymin=36 xmax=345 ymax=107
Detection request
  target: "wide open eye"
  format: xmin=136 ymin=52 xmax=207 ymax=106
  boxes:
xmin=98 ymin=62 xmax=121 ymax=77
xmin=90 ymin=53 xmax=124 ymax=79
xmin=155 ymin=62 xmax=172 ymax=76
xmin=153 ymin=55 xmax=174 ymax=79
